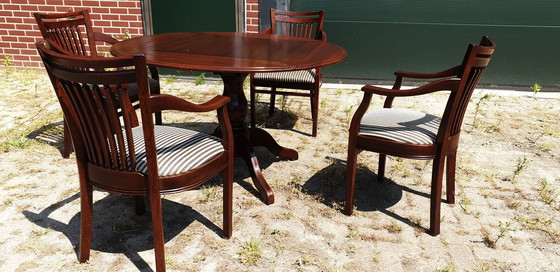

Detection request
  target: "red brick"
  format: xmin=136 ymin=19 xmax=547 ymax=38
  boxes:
xmin=129 ymin=21 xmax=142 ymax=28
xmin=3 ymin=48 xmax=21 ymax=54
xmin=119 ymin=14 xmax=136 ymax=21
xmin=246 ymin=0 xmax=258 ymax=3
xmin=90 ymin=7 xmax=108 ymax=14
xmin=246 ymin=11 xmax=258 ymax=18
xmin=11 ymin=0 xmax=29 ymax=4
xmin=118 ymin=1 xmax=136 ymax=8
xmin=29 ymin=0 xmax=46 ymax=4
xmin=64 ymin=0 xmax=82 ymax=6
xmin=111 ymin=21 xmax=128 ymax=27
xmin=82 ymin=1 xmax=101 ymax=7
xmin=3 ymin=4 xmax=21 ymax=10
xmin=46 ymin=0 xmax=64 ymax=5
xmin=110 ymin=8 xmax=127 ymax=14
xmin=6 ymin=17 xmax=23 ymax=23
xmin=94 ymin=20 xmax=110 ymax=27
xmin=101 ymin=1 xmax=117 ymax=7
xmin=1 ymin=23 xmax=16 ymax=30
xmin=101 ymin=14 xmax=119 ymax=20
xmin=0 ymin=10 xmax=13 ymax=17
xmin=20 ymin=49 xmax=38 ymax=55
xmin=21 ymin=5 xmax=40 ymax=11
xmin=127 ymin=8 xmax=141 ymax=15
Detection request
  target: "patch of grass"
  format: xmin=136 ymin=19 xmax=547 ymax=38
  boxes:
xmin=194 ymin=73 xmax=206 ymax=85
xmin=238 ymin=238 xmax=261 ymax=265
xmin=164 ymin=75 xmax=178 ymax=84
xmin=538 ymin=179 xmax=558 ymax=205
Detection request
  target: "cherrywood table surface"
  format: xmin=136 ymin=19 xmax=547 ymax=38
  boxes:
xmin=110 ymin=32 xmax=347 ymax=73
xmin=111 ymin=32 xmax=347 ymax=205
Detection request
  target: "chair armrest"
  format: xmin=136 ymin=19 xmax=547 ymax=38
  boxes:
xmin=262 ymin=28 xmax=273 ymax=34
xmin=149 ymin=94 xmax=230 ymax=114
xmin=93 ymin=32 xmax=118 ymax=45
xmin=361 ymin=77 xmax=461 ymax=97
xmin=394 ymin=65 xmax=462 ymax=79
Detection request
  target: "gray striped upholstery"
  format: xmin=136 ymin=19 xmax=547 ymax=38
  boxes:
xmin=253 ymin=69 xmax=316 ymax=83
xmin=359 ymin=108 xmax=441 ymax=145
xmin=131 ymin=126 xmax=224 ymax=176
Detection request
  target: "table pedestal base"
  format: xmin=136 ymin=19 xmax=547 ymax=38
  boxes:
xmin=220 ymin=73 xmax=298 ymax=205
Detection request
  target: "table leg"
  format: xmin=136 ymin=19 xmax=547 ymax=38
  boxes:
xmin=219 ymin=73 xmax=298 ymax=205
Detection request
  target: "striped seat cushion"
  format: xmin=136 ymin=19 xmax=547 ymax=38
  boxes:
xmin=253 ymin=69 xmax=316 ymax=84
xmin=131 ymin=126 xmax=224 ymax=176
xmin=359 ymin=108 xmax=441 ymax=145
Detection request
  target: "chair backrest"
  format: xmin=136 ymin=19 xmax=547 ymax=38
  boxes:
xmin=34 ymin=10 xmax=98 ymax=56
xmin=269 ymin=9 xmax=325 ymax=40
xmin=439 ymin=36 xmax=496 ymax=141
xmin=36 ymin=42 xmax=151 ymax=172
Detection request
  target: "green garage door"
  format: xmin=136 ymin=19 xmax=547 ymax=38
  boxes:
xmin=292 ymin=0 xmax=560 ymax=86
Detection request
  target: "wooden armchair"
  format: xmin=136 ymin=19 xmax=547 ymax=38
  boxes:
xmin=250 ymin=8 xmax=326 ymax=137
xmin=344 ymin=37 xmax=496 ymax=236
xmin=34 ymin=10 xmax=162 ymax=158
xmin=36 ymin=42 xmax=233 ymax=272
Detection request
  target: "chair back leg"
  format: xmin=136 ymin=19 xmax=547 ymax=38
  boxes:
xmin=344 ymin=143 xmax=359 ymax=215
xmin=78 ymin=184 xmax=93 ymax=262
xmin=149 ymin=191 xmax=166 ymax=271
xmin=446 ymin=152 xmax=457 ymax=204
xmin=377 ymin=154 xmax=387 ymax=182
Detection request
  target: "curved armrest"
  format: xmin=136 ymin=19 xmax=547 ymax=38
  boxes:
xmin=149 ymin=94 xmax=230 ymax=114
xmin=262 ymin=28 xmax=273 ymax=34
xmin=394 ymin=65 xmax=462 ymax=79
xmin=362 ymin=77 xmax=461 ymax=97
xmin=93 ymin=32 xmax=118 ymax=45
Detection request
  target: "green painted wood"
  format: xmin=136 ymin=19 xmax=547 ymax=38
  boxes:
xmin=292 ymin=0 xmax=560 ymax=86
xmin=150 ymin=1 xmax=236 ymax=76
xmin=151 ymin=0 xmax=236 ymax=34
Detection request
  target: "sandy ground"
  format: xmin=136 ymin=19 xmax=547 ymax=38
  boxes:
xmin=1 ymin=68 xmax=559 ymax=271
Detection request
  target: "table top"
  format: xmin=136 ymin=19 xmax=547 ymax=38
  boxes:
xmin=110 ymin=32 xmax=347 ymax=73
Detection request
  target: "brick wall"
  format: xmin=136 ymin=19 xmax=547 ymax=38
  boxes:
xmin=245 ymin=0 xmax=259 ymax=33
xmin=0 ymin=0 xmax=144 ymax=68
xmin=1 ymin=0 xmax=260 ymax=68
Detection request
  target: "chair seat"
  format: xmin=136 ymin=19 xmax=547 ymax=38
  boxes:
xmin=132 ymin=126 xmax=224 ymax=176
xmin=253 ymin=69 xmax=316 ymax=84
xmin=359 ymin=108 xmax=440 ymax=145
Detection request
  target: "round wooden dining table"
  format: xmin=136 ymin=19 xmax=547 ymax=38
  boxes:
xmin=111 ymin=32 xmax=347 ymax=204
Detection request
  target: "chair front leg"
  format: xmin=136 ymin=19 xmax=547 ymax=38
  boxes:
xmin=149 ymin=190 xmax=166 ymax=271
xmin=344 ymin=143 xmax=359 ymax=216
xmin=79 ymin=183 xmax=93 ymax=262
xmin=250 ymin=87 xmax=257 ymax=128
xmin=63 ymin=118 xmax=72 ymax=158
xmin=446 ymin=152 xmax=457 ymax=204
xmin=310 ymin=87 xmax=319 ymax=137
xmin=429 ymin=154 xmax=445 ymax=236
xmin=222 ymin=164 xmax=233 ymax=238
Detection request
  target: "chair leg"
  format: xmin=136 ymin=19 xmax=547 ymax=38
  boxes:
xmin=344 ymin=144 xmax=359 ymax=215
xmin=222 ymin=164 xmax=233 ymax=238
xmin=446 ymin=152 xmax=457 ymax=204
xmin=269 ymin=88 xmax=276 ymax=117
xmin=429 ymin=155 xmax=445 ymax=236
xmin=62 ymin=119 xmax=72 ymax=158
xmin=149 ymin=191 xmax=166 ymax=272
xmin=377 ymin=154 xmax=387 ymax=182
xmin=134 ymin=195 xmax=146 ymax=215
xmin=79 ymin=184 xmax=93 ymax=263
xmin=154 ymin=112 xmax=163 ymax=126
xmin=310 ymin=89 xmax=319 ymax=137
xmin=250 ymin=86 xmax=257 ymax=129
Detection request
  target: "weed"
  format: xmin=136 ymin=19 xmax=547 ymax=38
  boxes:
xmin=194 ymin=73 xmax=206 ymax=85
xmin=531 ymin=83 xmax=541 ymax=96
xmin=510 ymin=156 xmax=529 ymax=183
xmin=238 ymin=238 xmax=261 ymax=265
xmin=198 ymin=185 xmax=220 ymax=203
xmin=471 ymin=93 xmax=492 ymax=130
xmin=538 ymin=179 xmax=557 ymax=205
xmin=3 ymin=55 xmax=13 ymax=67
xmin=487 ymin=220 xmax=519 ymax=248
xmin=164 ymin=75 xmax=178 ymax=84
xmin=346 ymin=230 xmax=359 ymax=239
